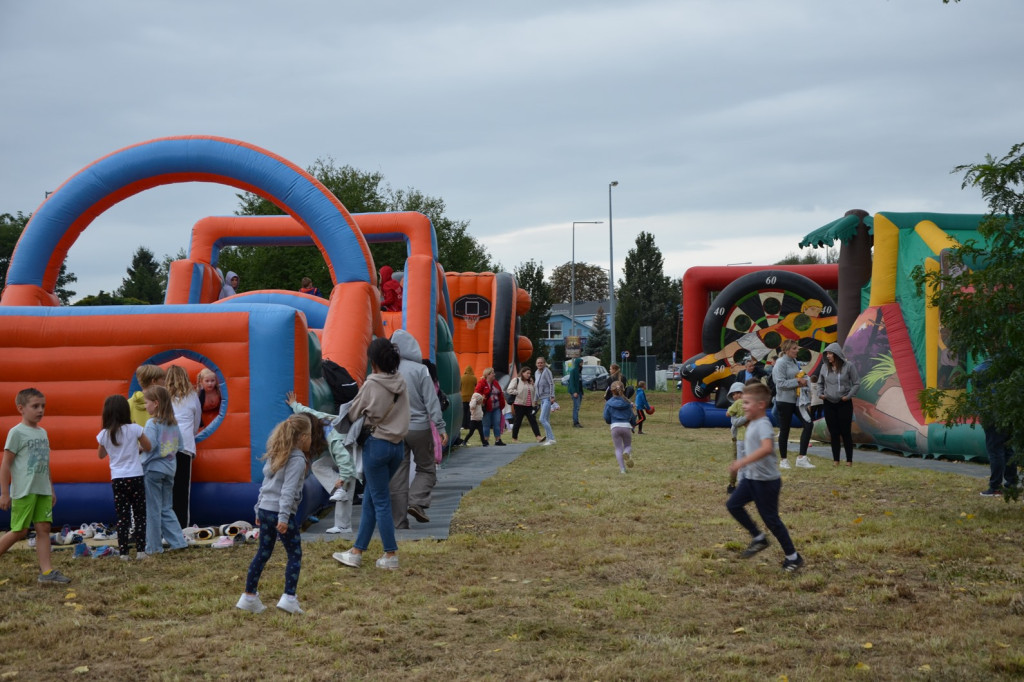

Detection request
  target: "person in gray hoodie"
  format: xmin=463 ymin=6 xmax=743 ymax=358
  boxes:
xmin=812 ymin=342 xmax=861 ymax=465
xmin=389 ymin=329 xmax=447 ymax=528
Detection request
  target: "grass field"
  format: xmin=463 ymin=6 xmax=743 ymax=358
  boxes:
xmin=2 ymin=387 xmax=1024 ymax=680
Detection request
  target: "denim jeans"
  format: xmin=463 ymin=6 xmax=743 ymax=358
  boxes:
xmin=144 ymin=469 xmax=186 ymax=554
xmin=985 ymin=426 xmax=1019 ymax=492
xmin=482 ymin=408 xmax=502 ymax=441
xmin=538 ymin=397 xmax=555 ymax=441
xmin=354 ymin=435 xmax=404 ymax=553
xmin=572 ymin=393 xmax=583 ymax=424
xmin=726 ymin=477 xmax=796 ymax=556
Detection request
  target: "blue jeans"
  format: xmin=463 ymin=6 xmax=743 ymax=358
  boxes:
xmin=985 ymin=426 xmax=1019 ymax=492
xmin=538 ymin=397 xmax=555 ymax=441
xmin=354 ymin=435 xmax=404 ymax=553
xmin=726 ymin=477 xmax=796 ymax=556
xmin=482 ymin=408 xmax=502 ymax=441
xmin=144 ymin=469 xmax=186 ymax=554
xmin=246 ymin=507 xmax=302 ymax=596
xmin=572 ymin=393 xmax=582 ymax=424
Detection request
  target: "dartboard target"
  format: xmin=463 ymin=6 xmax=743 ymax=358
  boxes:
xmin=702 ymin=270 xmax=837 ymax=374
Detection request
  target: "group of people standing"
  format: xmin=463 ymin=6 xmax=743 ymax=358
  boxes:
xmin=457 ymin=357 xmax=558 ymax=448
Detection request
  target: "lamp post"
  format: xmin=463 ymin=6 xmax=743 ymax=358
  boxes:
xmin=608 ymin=181 xmax=619 ymax=365
xmin=571 ymin=220 xmax=603 ymax=342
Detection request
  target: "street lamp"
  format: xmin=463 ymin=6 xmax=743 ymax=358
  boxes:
xmin=571 ymin=220 xmax=603 ymax=341
xmin=608 ymin=181 xmax=619 ymax=364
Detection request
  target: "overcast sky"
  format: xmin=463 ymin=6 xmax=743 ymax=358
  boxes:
xmin=2 ymin=1 xmax=1021 ymax=301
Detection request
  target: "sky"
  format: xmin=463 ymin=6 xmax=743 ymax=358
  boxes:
xmin=2 ymin=0 xmax=1023 ymax=301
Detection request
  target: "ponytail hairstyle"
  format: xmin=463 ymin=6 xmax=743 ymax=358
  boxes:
xmin=609 ymin=381 xmax=625 ymax=397
xmin=262 ymin=414 xmax=312 ymax=473
xmin=101 ymin=394 xmax=132 ymax=447
xmin=368 ymin=337 xmax=401 ymax=374
xmin=164 ymin=365 xmax=193 ymax=402
xmin=142 ymin=385 xmax=177 ymax=426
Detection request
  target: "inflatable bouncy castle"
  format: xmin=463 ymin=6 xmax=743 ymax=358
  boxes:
xmin=800 ymin=211 xmax=990 ymax=460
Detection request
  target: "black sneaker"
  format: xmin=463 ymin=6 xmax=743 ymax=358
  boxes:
xmin=980 ymin=489 xmax=1002 ymax=497
xmin=494 ymin=440 xmax=507 ymax=446
xmin=741 ymin=537 xmax=769 ymax=558
xmin=726 ymin=484 xmax=736 ymax=494
xmin=782 ymin=554 xmax=805 ymax=572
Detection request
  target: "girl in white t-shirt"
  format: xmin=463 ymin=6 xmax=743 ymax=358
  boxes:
xmin=97 ymin=395 xmax=152 ymax=560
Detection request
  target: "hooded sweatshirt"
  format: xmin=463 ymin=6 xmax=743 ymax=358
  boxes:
xmin=460 ymin=367 xmax=477 ymax=403
xmin=391 ymin=329 xmax=445 ymax=433
xmin=816 ymin=342 xmax=861 ymax=403
xmin=772 ymin=353 xmax=802 ymax=404
xmin=255 ymin=449 xmax=308 ymax=525
xmin=346 ymin=370 xmax=410 ymax=444
xmin=220 ymin=271 xmax=238 ymax=300
xmin=603 ymin=395 xmax=636 ymax=427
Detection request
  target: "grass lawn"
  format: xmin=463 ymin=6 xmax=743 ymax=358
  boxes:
xmin=2 ymin=387 xmax=1024 ymax=680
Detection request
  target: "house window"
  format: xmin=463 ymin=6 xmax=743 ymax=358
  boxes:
xmin=545 ymin=322 xmax=563 ymax=340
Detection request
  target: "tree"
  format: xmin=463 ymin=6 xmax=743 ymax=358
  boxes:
xmin=117 ymin=246 xmax=164 ymax=304
xmin=585 ymin=306 xmax=610 ymax=366
xmin=512 ymin=259 xmax=554 ymax=367
xmin=615 ymin=232 xmax=681 ymax=364
xmin=775 ymin=248 xmax=838 ymax=265
xmin=548 ymin=262 xmax=609 ymax=303
xmin=73 ymin=290 xmax=148 ymax=306
xmin=1 ymin=211 xmax=77 ymax=304
xmin=226 ymin=158 xmax=493 ymax=292
xmin=913 ymin=143 xmax=1024 ymax=479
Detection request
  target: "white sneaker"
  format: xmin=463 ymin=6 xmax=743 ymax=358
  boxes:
xmin=325 ymin=526 xmax=352 ymax=534
xmin=329 ymin=487 xmax=349 ymax=502
xmin=375 ymin=554 xmax=399 ymax=570
xmin=236 ymin=593 xmax=266 ymax=614
xmin=779 ymin=459 xmax=792 ymax=469
xmin=796 ymin=456 xmax=816 ymax=469
xmin=276 ymin=594 xmax=304 ymax=614
xmin=333 ymin=549 xmax=362 ymax=568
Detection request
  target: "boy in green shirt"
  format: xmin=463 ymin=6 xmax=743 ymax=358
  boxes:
xmin=0 ymin=388 xmax=71 ymax=584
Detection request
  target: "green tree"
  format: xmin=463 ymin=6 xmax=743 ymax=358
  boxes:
xmin=548 ymin=262 xmax=609 ymax=303
xmin=226 ymin=158 xmax=492 ymax=291
xmin=73 ymin=290 xmax=148 ymax=306
xmin=585 ymin=306 xmax=610 ymax=366
xmin=117 ymin=246 xmax=164 ymax=304
xmin=615 ymin=232 xmax=680 ymax=364
xmin=512 ymin=259 xmax=554 ymax=367
xmin=913 ymin=143 xmax=1024 ymax=481
xmin=1 ymin=211 xmax=77 ymax=304
xmin=775 ymin=248 xmax=838 ymax=265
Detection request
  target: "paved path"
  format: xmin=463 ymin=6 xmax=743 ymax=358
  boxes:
xmin=302 ymin=438 xmax=990 ymax=543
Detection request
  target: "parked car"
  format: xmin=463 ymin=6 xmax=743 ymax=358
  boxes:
xmin=560 ymin=364 xmax=611 ymax=391
xmin=668 ymin=364 xmax=683 ymax=381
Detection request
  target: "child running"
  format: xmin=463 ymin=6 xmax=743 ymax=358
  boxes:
xmin=725 ymin=382 xmax=748 ymax=494
xmin=726 ymin=383 xmax=804 ymax=571
xmin=97 ymin=395 xmax=152 ymax=560
xmin=141 ymin=386 xmax=188 ymax=555
xmin=0 ymin=388 xmax=71 ymax=584
xmin=634 ymin=380 xmax=651 ymax=434
xmin=237 ymin=414 xmax=313 ymax=615
xmin=602 ymin=381 xmax=637 ymax=474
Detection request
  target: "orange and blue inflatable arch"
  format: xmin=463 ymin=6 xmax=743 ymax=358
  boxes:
xmin=0 ymin=136 xmax=377 ymax=525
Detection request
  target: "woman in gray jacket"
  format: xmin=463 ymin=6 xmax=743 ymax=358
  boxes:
xmin=814 ymin=342 xmax=861 ymax=465
xmin=772 ymin=339 xmax=814 ymax=469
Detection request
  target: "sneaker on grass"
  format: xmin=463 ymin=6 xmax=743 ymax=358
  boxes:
xmin=625 ymin=453 xmax=634 ymax=468
xmin=741 ymin=537 xmax=770 ymax=558
xmin=333 ymin=549 xmax=362 ymax=568
xmin=782 ymin=554 xmax=805 ymax=572
xmin=276 ymin=594 xmax=304 ymax=615
xmin=795 ymin=456 xmax=816 ymax=469
xmin=38 ymin=569 xmax=72 ymax=584
xmin=980 ymin=489 xmax=1002 ymax=497
xmin=779 ymin=459 xmax=792 ymax=469
xmin=236 ymin=593 xmax=266 ymax=614
xmin=375 ymin=554 xmax=399 ymax=570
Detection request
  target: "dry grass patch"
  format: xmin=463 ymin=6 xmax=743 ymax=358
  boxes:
xmin=2 ymin=388 xmax=1024 ymax=679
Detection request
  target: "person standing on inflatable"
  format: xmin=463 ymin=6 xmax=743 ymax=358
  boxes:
xmin=379 ymin=266 xmax=403 ymax=312
xmin=220 ymin=271 xmax=239 ymax=300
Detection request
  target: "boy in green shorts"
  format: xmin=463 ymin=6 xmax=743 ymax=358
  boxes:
xmin=0 ymin=388 xmax=71 ymax=584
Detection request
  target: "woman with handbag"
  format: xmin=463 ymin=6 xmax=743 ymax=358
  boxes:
xmin=508 ymin=366 xmax=544 ymax=444
xmin=333 ymin=338 xmax=410 ymax=571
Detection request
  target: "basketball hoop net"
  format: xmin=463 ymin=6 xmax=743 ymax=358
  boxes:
xmin=464 ymin=314 xmax=480 ymax=330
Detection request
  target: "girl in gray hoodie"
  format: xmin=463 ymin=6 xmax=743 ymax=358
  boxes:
xmin=813 ymin=342 xmax=861 ymax=465
xmin=236 ymin=414 xmax=313 ymax=615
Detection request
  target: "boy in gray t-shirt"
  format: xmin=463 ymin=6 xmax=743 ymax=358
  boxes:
xmin=726 ymin=383 xmax=804 ymax=571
